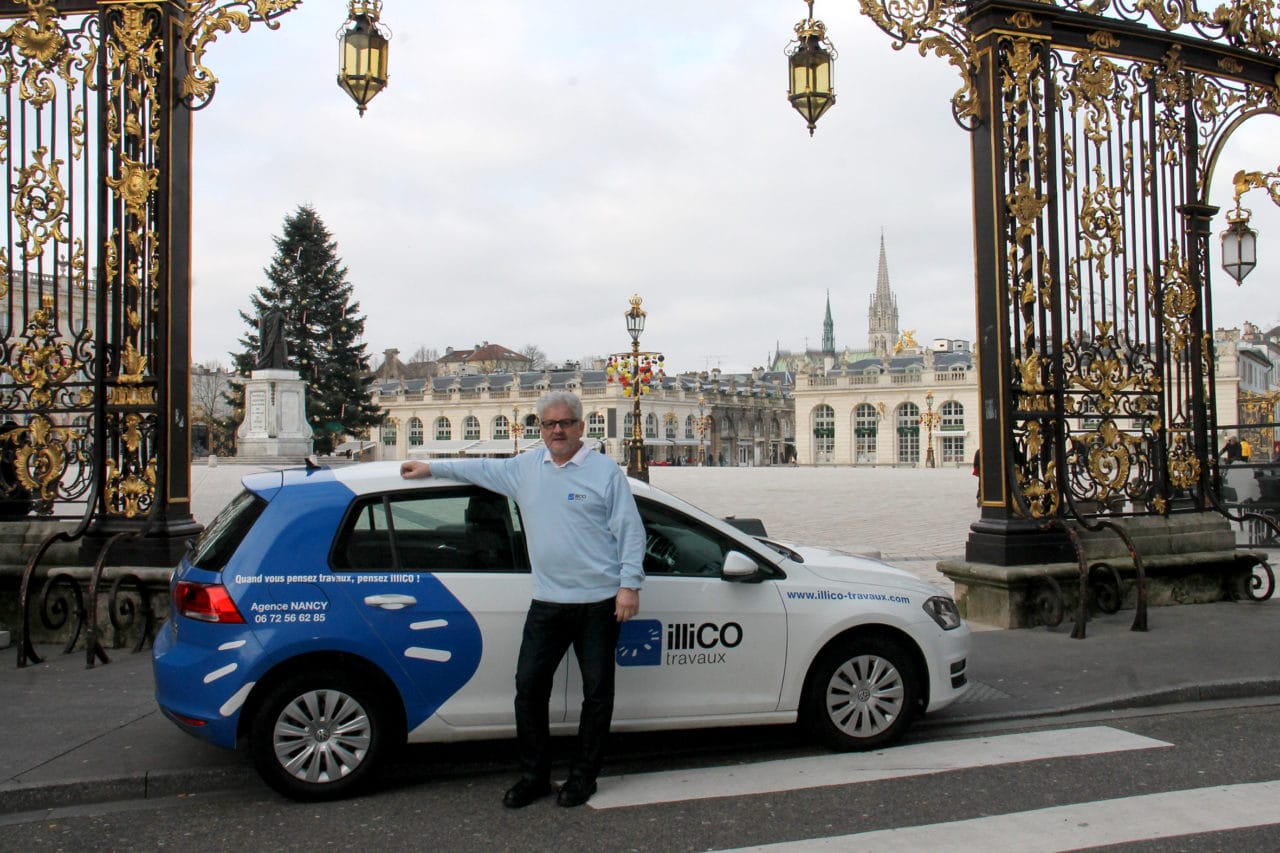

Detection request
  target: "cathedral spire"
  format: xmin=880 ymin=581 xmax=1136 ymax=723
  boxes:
xmin=868 ymin=232 xmax=900 ymax=358
xmin=822 ymin=290 xmax=835 ymax=355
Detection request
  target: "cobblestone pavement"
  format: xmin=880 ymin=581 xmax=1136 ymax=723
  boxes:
xmin=190 ymin=462 xmax=979 ymax=595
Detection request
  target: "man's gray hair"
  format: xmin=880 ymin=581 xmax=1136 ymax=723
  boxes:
xmin=536 ymin=390 xmax=583 ymax=421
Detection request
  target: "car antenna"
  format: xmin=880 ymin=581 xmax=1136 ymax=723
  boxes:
xmin=304 ymin=454 xmax=322 ymax=472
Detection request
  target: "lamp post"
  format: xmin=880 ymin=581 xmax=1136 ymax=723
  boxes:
xmin=785 ymin=0 xmax=836 ymax=137
xmin=921 ymin=390 xmax=941 ymax=469
xmin=511 ymin=406 xmax=521 ymax=455
xmin=697 ymin=394 xmax=711 ymax=467
xmin=607 ymin=295 xmax=664 ymax=481
xmin=337 ymin=0 xmax=392 ymax=117
xmin=1220 ymin=168 xmax=1278 ymax=285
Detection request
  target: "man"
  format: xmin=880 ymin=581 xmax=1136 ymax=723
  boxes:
xmin=1220 ymin=436 xmax=1242 ymax=464
xmin=400 ymin=391 xmax=644 ymax=808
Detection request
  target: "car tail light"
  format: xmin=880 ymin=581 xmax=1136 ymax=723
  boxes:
xmin=174 ymin=580 xmax=246 ymax=624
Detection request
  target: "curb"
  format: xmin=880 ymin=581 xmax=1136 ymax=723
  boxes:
xmin=7 ymin=681 xmax=1280 ymax=815
xmin=0 ymin=766 xmax=259 ymax=817
xmin=919 ymin=678 xmax=1280 ymax=729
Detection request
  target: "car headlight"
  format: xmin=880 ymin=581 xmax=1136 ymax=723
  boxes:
xmin=923 ymin=595 xmax=962 ymax=630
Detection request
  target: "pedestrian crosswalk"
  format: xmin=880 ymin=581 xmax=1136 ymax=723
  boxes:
xmin=586 ymin=725 xmax=1280 ymax=851
xmin=589 ymin=726 xmax=1170 ymax=809
xmin=717 ymin=780 xmax=1280 ymax=852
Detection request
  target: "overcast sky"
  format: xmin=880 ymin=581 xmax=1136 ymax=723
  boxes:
xmin=188 ymin=1 xmax=1279 ymax=374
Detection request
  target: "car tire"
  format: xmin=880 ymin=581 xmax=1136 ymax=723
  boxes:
xmin=803 ymin=636 xmax=920 ymax=751
xmin=250 ymin=671 xmax=394 ymax=801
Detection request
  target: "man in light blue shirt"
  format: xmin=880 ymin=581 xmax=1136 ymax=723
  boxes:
xmin=400 ymin=390 xmax=644 ymax=808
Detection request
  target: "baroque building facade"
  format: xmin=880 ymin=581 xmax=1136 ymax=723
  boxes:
xmin=369 ymin=364 xmax=795 ymax=467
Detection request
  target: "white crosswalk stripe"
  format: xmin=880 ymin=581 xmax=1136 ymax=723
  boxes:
xmin=589 ymin=726 xmax=1170 ymax=809
xmin=715 ymin=780 xmax=1280 ymax=852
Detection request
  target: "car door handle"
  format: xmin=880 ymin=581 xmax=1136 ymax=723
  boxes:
xmin=363 ymin=594 xmax=417 ymax=610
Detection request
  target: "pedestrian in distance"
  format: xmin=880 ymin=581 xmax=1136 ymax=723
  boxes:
xmin=1220 ymin=436 xmax=1242 ymax=465
xmin=400 ymin=390 xmax=645 ymax=808
xmin=1240 ymin=437 xmax=1252 ymax=462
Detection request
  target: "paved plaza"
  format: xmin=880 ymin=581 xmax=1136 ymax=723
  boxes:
xmin=191 ymin=461 xmax=977 ymax=592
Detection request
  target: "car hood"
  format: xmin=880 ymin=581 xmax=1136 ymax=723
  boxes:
xmin=785 ymin=544 xmax=942 ymax=595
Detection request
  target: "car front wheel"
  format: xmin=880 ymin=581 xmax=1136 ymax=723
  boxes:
xmin=250 ymin=671 xmax=393 ymax=800
xmin=804 ymin=636 xmax=920 ymax=751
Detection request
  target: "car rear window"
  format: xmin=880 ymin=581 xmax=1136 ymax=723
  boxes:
xmin=189 ymin=489 xmax=268 ymax=572
xmin=331 ymin=487 xmax=528 ymax=572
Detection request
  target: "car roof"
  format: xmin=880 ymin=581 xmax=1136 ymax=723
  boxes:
xmin=241 ymin=459 xmax=664 ymax=502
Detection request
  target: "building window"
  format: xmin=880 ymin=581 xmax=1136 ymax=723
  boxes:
xmin=665 ymin=415 xmax=677 ymax=440
xmin=941 ymin=401 xmax=964 ymax=430
xmin=942 ymin=435 xmax=966 ymax=463
xmin=587 ymin=412 xmax=605 ymax=438
xmin=435 ymin=417 xmax=452 ymax=441
xmin=493 ymin=415 xmax=510 ymax=439
xmin=854 ymin=403 xmax=878 ymax=464
xmin=685 ymin=415 xmax=695 ymax=439
xmin=382 ymin=419 xmax=398 ymax=446
xmin=623 ymin=413 xmax=634 ymax=437
xmin=408 ymin=417 xmax=424 ymax=447
xmin=463 ymin=415 xmax=480 ymax=441
xmin=896 ymin=403 xmax=920 ymax=464
xmin=813 ymin=404 xmax=835 ymax=464
xmin=523 ymin=415 xmax=539 ymax=440
xmin=645 ymin=413 xmax=657 ymax=439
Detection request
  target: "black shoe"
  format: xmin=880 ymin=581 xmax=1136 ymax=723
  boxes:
xmin=556 ymin=776 xmax=597 ymax=808
xmin=503 ymin=778 xmax=552 ymax=808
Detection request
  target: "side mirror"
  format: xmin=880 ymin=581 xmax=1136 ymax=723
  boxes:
xmin=722 ymin=550 xmax=761 ymax=582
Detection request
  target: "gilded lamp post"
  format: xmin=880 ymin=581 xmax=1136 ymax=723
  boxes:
xmin=921 ymin=390 xmax=941 ymax=469
xmin=607 ymin=295 xmax=664 ymax=481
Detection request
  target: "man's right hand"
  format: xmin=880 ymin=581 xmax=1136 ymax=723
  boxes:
xmin=400 ymin=461 xmax=432 ymax=479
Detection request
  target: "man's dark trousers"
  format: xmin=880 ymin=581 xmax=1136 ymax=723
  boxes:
xmin=514 ymin=598 xmax=621 ymax=784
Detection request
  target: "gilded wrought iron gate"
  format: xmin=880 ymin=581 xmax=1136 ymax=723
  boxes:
xmin=1 ymin=1 xmax=297 ymax=563
xmin=864 ymin=0 xmax=1280 ymax=564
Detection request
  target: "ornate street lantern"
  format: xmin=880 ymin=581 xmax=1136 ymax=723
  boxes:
xmin=337 ymin=0 xmax=391 ymax=117
xmin=625 ymin=293 xmax=646 ymax=343
xmin=1221 ymin=208 xmax=1258 ymax=285
xmin=786 ymin=0 xmax=836 ymax=136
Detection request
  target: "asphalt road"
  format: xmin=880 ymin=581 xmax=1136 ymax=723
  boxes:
xmin=5 ymin=700 xmax=1280 ymax=852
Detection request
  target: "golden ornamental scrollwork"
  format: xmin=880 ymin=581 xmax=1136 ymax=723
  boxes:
xmin=105 ymin=455 xmax=156 ymax=519
xmin=1087 ymin=30 xmax=1121 ymax=50
xmin=105 ymin=155 xmax=159 ymax=221
xmin=1007 ymin=12 xmax=1043 ymax=30
xmin=1159 ymin=244 xmax=1195 ymax=356
xmin=0 ymin=0 xmax=75 ymax=107
xmin=1 ymin=295 xmax=82 ymax=409
xmin=1 ymin=414 xmax=86 ymax=507
xmin=12 ymin=145 xmax=69 ymax=260
xmin=181 ymin=0 xmax=302 ymax=109
xmin=859 ymin=0 xmax=979 ymax=128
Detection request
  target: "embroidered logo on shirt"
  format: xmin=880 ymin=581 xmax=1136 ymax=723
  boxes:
xmin=567 ymin=493 xmax=588 ymax=502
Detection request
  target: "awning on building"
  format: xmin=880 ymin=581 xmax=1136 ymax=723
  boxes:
xmin=407 ymin=440 xmax=481 ymax=457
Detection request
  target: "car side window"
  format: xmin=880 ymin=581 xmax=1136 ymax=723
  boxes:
xmin=637 ymin=498 xmax=748 ymax=577
xmin=331 ymin=488 xmax=529 ymax=572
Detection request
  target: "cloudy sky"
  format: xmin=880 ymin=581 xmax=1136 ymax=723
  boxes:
xmin=188 ymin=1 xmax=1279 ymax=374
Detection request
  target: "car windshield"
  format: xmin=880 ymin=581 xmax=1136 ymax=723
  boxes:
xmin=189 ymin=488 xmax=267 ymax=572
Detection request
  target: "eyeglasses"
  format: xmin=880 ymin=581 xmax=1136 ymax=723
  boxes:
xmin=539 ymin=418 xmax=580 ymax=431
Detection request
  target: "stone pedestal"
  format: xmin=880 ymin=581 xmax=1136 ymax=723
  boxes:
xmin=236 ymin=369 xmax=313 ymax=458
xmin=939 ymin=513 xmax=1255 ymax=628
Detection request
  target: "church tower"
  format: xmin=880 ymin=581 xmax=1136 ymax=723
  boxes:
xmin=822 ymin=290 xmax=835 ymax=356
xmin=867 ymin=234 xmax=899 ymax=357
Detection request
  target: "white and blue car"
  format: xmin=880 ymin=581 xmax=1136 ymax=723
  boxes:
xmin=153 ymin=461 xmax=971 ymax=800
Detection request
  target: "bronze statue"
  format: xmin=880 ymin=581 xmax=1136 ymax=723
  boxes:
xmin=255 ymin=307 xmax=288 ymax=370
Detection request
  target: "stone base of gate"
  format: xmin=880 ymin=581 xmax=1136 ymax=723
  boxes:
xmin=0 ymin=519 xmax=172 ymax=650
xmin=938 ymin=513 xmax=1259 ymax=628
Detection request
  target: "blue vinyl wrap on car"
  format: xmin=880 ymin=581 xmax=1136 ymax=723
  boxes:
xmin=161 ymin=470 xmax=484 ymax=739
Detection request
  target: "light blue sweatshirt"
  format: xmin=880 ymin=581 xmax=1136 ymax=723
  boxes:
xmin=428 ymin=447 xmax=645 ymax=603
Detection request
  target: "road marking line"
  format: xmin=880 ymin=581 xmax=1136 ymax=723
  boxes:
xmin=717 ymin=779 xmax=1280 ymax=851
xmin=589 ymin=726 xmax=1168 ymax=809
